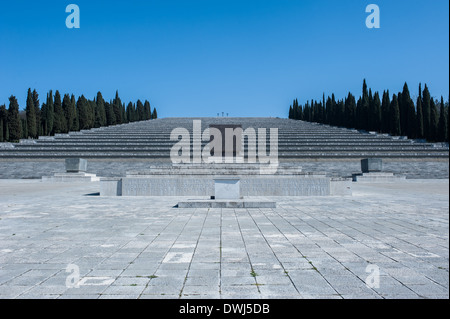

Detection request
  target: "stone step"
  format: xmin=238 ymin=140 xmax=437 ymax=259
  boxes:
xmin=6 ymin=146 xmax=446 ymax=153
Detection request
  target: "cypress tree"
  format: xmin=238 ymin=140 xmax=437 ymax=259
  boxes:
xmin=77 ymin=95 xmax=90 ymax=130
xmin=32 ymin=90 xmax=41 ymax=137
xmin=318 ymin=101 xmax=324 ymax=123
xmin=303 ymin=101 xmax=310 ymax=122
xmin=53 ymin=90 xmax=67 ymax=133
xmin=87 ymin=100 xmax=96 ymax=129
xmin=292 ymin=100 xmax=297 ymax=120
xmin=336 ymin=99 xmax=345 ymax=127
xmin=368 ymin=88 xmax=375 ymax=130
xmin=322 ymin=93 xmax=326 ymax=124
xmin=126 ymin=102 xmax=134 ymax=123
xmin=416 ymin=84 xmax=424 ymax=139
xmin=7 ymin=95 xmax=22 ymax=142
xmin=372 ymin=92 xmax=382 ymax=132
xmin=95 ymin=92 xmax=107 ymax=128
xmin=144 ymin=100 xmax=151 ymax=120
xmin=26 ymin=88 xmax=37 ymax=138
xmin=5 ymin=121 xmax=9 ymax=142
xmin=1 ymin=104 xmax=8 ymax=141
xmin=402 ymin=83 xmax=416 ymax=139
xmin=62 ymin=94 xmax=72 ymax=131
xmin=136 ymin=100 xmax=145 ymax=121
xmin=40 ymin=102 xmax=47 ymax=136
xmin=422 ymin=84 xmax=431 ymax=140
xmin=152 ymin=107 xmax=157 ymax=119
xmin=430 ymin=98 xmax=438 ymax=141
xmin=314 ymin=100 xmax=320 ymax=123
xmin=105 ymin=101 xmax=116 ymax=126
xmin=21 ymin=118 xmax=28 ymax=139
xmin=0 ymin=115 xmax=3 ymax=142
xmin=399 ymin=83 xmax=409 ymax=136
xmin=362 ymin=79 xmax=368 ymax=100
xmin=361 ymin=80 xmax=370 ymax=130
xmin=390 ymin=94 xmax=401 ymax=136
xmin=45 ymin=90 xmax=54 ymax=135
xmin=361 ymin=95 xmax=370 ymax=131
xmin=292 ymin=99 xmax=297 ymax=120
xmin=295 ymin=99 xmax=303 ymax=120
xmin=70 ymin=95 xmax=79 ymax=131
xmin=298 ymin=99 xmax=303 ymax=120
xmin=355 ymin=97 xmax=362 ymax=129
xmin=381 ymin=90 xmax=390 ymax=133
xmin=0 ymin=104 xmax=7 ymax=141
xmin=437 ymin=96 xmax=447 ymax=142
xmin=122 ymin=103 xmax=127 ymax=123
xmin=330 ymin=99 xmax=336 ymax=125
xmin=344 ymin=93 xmax=356 ymax=128
xmin=325 ymin=96 xmax=332 ymax=125
xmin=310 ymin=99 xmax=316 ymax=123
xmin=288 ymin=105 xmax=293 ymax=119
xmin=112 ymin=91 xmax=122 ymax=124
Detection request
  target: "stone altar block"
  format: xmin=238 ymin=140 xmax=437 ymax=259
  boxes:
xmin=65 ymin=158 xmax=88 ymax=173
xmin=214 ymin=178 xmax=241 ymax=200
xmin=361 ymin=158 xmax=382 ymax=173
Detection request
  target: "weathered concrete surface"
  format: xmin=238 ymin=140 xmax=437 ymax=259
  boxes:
xmin=0 ymin=179 xmax=448 ymax=299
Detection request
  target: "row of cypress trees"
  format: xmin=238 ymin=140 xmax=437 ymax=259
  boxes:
xmin=289 ymin=80 xmax=449 ymax=143
xmin=0 ymin=89 xmax=157 ymax=142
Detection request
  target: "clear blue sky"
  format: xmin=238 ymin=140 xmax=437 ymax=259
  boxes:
xmin=0 ymin=0 xmax=448 ymax=118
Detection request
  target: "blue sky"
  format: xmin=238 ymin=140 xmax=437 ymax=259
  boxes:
xmin=0 ymin=0 xmax=448 ymax=118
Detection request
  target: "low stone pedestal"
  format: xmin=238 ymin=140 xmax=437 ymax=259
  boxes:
xmin=352 ymin=172 xmax=406 ymax=182
xmin=353 ymin=158 xmax=405 ymax=182
xmin=42 ymin=158 xmax=99 ymax=182
xmin=100 ymin=163 xmax=353 ymax=197
xmin=42 ymin=172 xmax=100 ymax=182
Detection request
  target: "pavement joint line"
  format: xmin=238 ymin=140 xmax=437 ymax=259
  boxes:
xmin=178 ymin=208 xmax=210 ymax=298
xmin=233 ymin=208 xmax=261 ymax=294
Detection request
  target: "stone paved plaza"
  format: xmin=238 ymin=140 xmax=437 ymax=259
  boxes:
xmin=0 ymin=179 xmax=448 ymax=299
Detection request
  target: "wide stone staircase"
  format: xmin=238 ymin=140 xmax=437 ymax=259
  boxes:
xmin=0 ymin=117 xmax=448 ymax=159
